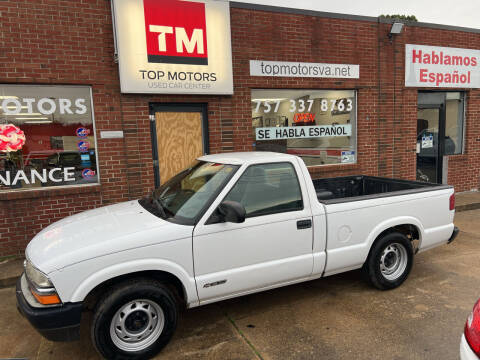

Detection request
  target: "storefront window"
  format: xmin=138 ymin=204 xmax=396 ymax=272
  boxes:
xmin=251 ymin=89 xmax=357 ymax=166
xmin=0 ymin=85 xmax=98 ymax=191
xmin=445 ymin=92 xmax=464 ymax=155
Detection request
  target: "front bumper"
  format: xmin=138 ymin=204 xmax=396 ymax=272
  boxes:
xmin=448 ymin=226 xmax=460 ymax=244
xmin=16 ymin=274 xmax=83 ymax=342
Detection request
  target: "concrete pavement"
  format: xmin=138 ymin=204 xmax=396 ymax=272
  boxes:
xmin=2 ymin=209 xmax=480 ymax=359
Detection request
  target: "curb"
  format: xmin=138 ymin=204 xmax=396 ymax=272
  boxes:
xmin=456 ymin=203 xmax=480 ymax=213
xmin=0 ymin=257 xmax=23 ymax=289
xmin=0 ymin=276 xmax=18 ymax=289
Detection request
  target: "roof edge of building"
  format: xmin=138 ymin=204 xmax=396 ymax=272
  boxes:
xmin=230 ymin=1 xmax=377 ymax=23
xmin=230 ymin=1 xmax=480 ymax=35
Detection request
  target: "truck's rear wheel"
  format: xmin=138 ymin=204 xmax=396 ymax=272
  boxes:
xmin=363 ymin=232 xmax=414 ymax=290
xmin=91 ymin=279 xmax=177 ymax=359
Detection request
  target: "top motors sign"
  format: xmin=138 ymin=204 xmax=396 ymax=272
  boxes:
xmin=405 ymin=44 xmax=480 ymax=88
xmin=112 ymin=0 xmax=233 ymax=94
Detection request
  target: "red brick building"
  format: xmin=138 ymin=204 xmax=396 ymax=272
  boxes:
xmin=0 ymin=0 xmax=479 ymax=256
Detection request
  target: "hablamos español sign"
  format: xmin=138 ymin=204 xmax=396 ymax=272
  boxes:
xmin=405 ymin=44 xmax=480 ymax=88
xmin=112 ymin=0 xmax=233 ymax=95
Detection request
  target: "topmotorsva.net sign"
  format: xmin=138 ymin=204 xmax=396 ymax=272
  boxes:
xmin=405 ymin=44 xmax=480 ymax=88
xmin=113 ymin=0 xmax=233 ymax=95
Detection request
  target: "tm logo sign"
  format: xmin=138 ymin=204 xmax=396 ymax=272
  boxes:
xmin=143 ymin=0 xmax=208 ymax=65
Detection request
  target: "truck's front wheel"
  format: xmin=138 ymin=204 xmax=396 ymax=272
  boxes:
xmin=363 ymin=232 xmax=414 ymax=290
xmin=91 ymin=279 xmax=178 ymax=359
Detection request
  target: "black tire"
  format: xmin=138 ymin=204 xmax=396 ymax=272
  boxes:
xmin=362 ymin=232 xmax=414 ymax=290
xmin=91 ymin=278 xmax=178 ymax=360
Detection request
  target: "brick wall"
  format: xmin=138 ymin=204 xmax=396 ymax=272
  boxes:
xmin=0 ymin=1 xmax=479 ymax=256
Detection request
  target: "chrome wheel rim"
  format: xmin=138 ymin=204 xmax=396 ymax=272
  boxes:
xmin=109 ymin=299 xmax=164 ymax=352
xmin=380 ymin=243 xmax=408 ymax=281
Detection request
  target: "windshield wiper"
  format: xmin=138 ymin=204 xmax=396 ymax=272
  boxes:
xmin=151 ymin=190 xmax=167 ymax=219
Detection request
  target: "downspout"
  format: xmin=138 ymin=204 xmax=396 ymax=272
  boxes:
xmin=377 ymin=17 xmax=381 ymax=177
xmin=110 ymin=0 xmax=119 ymax=63
xmin=392 ymin=29 xmax=396 ymax=178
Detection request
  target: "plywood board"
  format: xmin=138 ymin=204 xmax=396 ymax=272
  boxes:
xmin=155 ymin=112 xmax=203 ymax=184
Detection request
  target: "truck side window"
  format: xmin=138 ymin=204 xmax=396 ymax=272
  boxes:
xmin=224 ymin=162 xmax=303 ymax=217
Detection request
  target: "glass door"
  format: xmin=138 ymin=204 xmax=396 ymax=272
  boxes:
xmin=417 ymin=92 xmax=446 ymax=183
xmin=416 ymin=107 xmax=441 ymax=183
xmin=417 ymin=92 xmax=465 ymax=184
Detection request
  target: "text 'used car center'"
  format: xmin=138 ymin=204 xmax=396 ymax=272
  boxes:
xmin=1 ymin=0 xmax=480 ymax=256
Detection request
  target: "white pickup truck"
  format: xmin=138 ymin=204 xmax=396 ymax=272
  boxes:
xmin=16 ymin=152 xmax=458 ymax=359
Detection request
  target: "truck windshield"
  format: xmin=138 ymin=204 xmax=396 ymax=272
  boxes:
xmin=139 ymin=161 xmax=238 ymax=225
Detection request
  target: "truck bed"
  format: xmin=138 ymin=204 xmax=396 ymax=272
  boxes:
xmin=313 ymin=175 xmax=451 ymax=204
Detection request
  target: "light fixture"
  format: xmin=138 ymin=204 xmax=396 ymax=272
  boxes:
xmin=4 ymin=113 xmax=43 ymax=116
xmin=0 ymin=96 xmax=18 ymax=99
xmin=16 ymin=117 xmax=49 ymax=121
xmin=389 ymin=22 xmax=404 ymax=38
xmin=251 ymin=98 xmax=288 ymax=102
xmin=23 ymin=120 xmax=53 ymax=124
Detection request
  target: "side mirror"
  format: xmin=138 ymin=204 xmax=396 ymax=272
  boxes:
xmin=217 ymin=201 xmax=246 ymax=223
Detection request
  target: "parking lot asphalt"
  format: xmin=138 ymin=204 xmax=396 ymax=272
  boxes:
xmin=2 ymin=209 xmax=480 ymax=360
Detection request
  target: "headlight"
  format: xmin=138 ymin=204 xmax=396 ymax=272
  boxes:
xmin=24 ymin=260 xmax=53 ymax=288
xmin=24 ymin=260 xmax=61 ymax=305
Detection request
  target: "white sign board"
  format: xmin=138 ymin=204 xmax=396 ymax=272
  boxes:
xmin=405 ymin=44 xmax=480 ymax=88
xmin=256 ymin=124 xmax=351 ymax=140
xmin=250 ymin=60 xmax=359 ymax=78
xmin=341 ymin=151 xmax=355 ymax=163
xmin=421 ymin=134 xmax=433 ymax=149
xmin=100 ymin=131 xmax=124 ymax=139
xmin=112 ymin=0 xmax=233 ymax=94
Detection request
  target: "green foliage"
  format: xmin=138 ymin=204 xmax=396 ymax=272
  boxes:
xmin=380 ymin=14 xmax=418 ymax=22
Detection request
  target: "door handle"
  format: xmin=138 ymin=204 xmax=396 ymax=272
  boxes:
xmin=297 ymin=219 xmax=312 ymax=230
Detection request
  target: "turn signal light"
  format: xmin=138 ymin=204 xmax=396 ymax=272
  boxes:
xmin=449 ymin=193 xmax=455 ymax=211
xmin=465 ymin=299 xmax=480 ymax=356
xmin=31 ymin=289 xmax=61 ymax=305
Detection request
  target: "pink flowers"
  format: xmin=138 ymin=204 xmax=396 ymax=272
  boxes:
xmin=0 ymin=124 xmax=26 ymax=152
